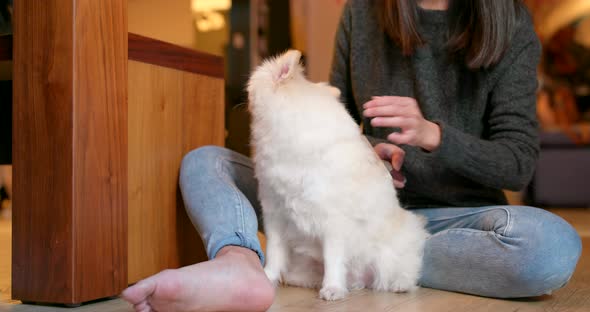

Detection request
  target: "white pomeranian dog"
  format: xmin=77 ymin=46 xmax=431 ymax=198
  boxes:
xmin=247 ymin=50 xmax=429 ymax=301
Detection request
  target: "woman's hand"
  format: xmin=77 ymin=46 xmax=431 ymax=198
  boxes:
xmin=363 ymin=96 xmax=441 ymax=152
xmin=374 ymin=143 xmax=406 ymax=189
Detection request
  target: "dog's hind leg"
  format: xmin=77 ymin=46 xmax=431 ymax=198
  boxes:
xmin=371 ymin=252 xmax=420 ymax=293
xmin=283 ymin=256 xmax=323 ymax=289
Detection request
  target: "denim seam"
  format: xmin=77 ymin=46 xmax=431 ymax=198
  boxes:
xmin=210 ymin=233 xmax=265 ymax=264
xmin=236 ymin=232 xmax=266 ymax=265
xmin=502 ymin=207 xmax=513 ymax=237
xmin=216 ymin=156 xmax=246 ymax=233
xmin=211 ymin=235 xmax=243 ymax=258
xmin=426 ymin=207 xmax=507 ymax=222
xmin=433 ymin=228 xmax=512 ymax=250
xmin=426 ymin=206 xmax=513 ymax=237
xmin=429 ymin=227 xmax=483 ymax=238
xmin=224 ymin=153 xmax=255 ymax=169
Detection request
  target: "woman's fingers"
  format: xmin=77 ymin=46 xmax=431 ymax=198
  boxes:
xmin=387 ymin=132 xmax=413 ymax=146
xmin=374 ymin=143 xmax=393 ymax=160
xmin=363 ymin=105 xmax=401 ymax=117
xmin=369 ymin=116 xmax=411 ymax=128
xmin=373 ymin=143 xmax=406 ymax=188
xmin=363 ymin=96 xmax=417 ymax=121
xmin=363 ymin=96 xmax=415 ymax=109
xmin=390 ymin=169 xmax=406 ymax=189
xmin=374 ymin=143 xmax=405 ymax=171
xmin=391 ymin=150 xmax=404 ymax=171
xmin=363 ymin=97 xmax=387 ymax=108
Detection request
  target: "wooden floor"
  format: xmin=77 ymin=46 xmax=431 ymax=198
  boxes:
xmin=0 ymin=218 xmax=11 ymax=304
xmin=0 ymin=208 xmax=589 ymax=311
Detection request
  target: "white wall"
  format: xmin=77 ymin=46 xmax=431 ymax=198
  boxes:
xmin=291 ymin=0 xmax=345 ymax=82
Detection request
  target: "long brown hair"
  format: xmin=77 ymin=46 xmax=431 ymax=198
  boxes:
xmin=377 ymin=0 xmax=525 ymax=69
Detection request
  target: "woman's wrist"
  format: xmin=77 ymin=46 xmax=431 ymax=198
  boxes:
xmin=421 ymin=121 xmax=442 ymax=152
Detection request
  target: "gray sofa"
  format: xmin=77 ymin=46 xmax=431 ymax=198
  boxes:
xmin=525 ymin=130 xmax=590 ymax=207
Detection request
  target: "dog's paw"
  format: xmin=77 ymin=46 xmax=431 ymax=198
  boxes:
xmin=349 ymin=281 xmax=366 ymax=290
xmin=389 ymin=279 xmax=418 ymax=293
xmin=391 ymin=283 xmax=417 ymax=293
xmin=264 ymin=267 xmax=282 ymax=287
xmin=319 ymin=286 xmax=348 ymax=301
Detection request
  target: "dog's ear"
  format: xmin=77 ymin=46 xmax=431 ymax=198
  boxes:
xmin=274 ymin=50 xmax=302 ymax=84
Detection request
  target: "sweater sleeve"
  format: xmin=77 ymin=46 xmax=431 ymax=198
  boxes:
xmin=430 ymin=29 xmax=542 ymax=191
xmin=330 ymin=1 xmax=362 ymax=125
xmin=330 ymin=2 xmax=387 ymax=148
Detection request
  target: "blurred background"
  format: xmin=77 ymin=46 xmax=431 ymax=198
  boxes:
xmin=522 ymin=0 xmax=590 ymax=207
xmin=126 ymin=0 xmax=590 ymax=208
xmin=124 ymin=0 xmax=346 ymax=157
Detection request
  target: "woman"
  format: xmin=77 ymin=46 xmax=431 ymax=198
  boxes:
xmin=122 ymin=1 xmax=582 ymax=311
xmin=331 ymin=0 xmax=581 ymax=298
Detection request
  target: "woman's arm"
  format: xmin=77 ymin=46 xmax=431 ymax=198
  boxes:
xmin=330 ymin=3 xmax=392 ymax=149
xmin=426 ymin=35 xmax=542 ymax=191
xmin=330 ymin=2 xmax=360 ymax=124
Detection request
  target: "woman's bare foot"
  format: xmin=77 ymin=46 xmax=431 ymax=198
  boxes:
xmin=122 ymin=246 xmax=275 ymax=312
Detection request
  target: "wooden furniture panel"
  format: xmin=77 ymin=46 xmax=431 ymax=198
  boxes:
xmin=72 ymin=0 xmax=128 ymax=302
xmin=12 ymin=0 xmax=75 ymax=303
xmin=128 ymin=33 xmax=223 ymax=78
xmin=127 ymin=58 xmax=224 ymax=283
xmin=10 ymin=6 xmax=223 ymax=301
xmin=0 ymin=35 xmax=11 ymax=60
xmin=12 ymin=0 xmax=127 ymax=304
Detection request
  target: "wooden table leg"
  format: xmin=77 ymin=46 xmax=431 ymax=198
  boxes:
xmin=12 ymin=0 xmax=128 ymax=304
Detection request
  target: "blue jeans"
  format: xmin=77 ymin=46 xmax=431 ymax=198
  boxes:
xmin=179 ymin=146 xmax=582 ymax=298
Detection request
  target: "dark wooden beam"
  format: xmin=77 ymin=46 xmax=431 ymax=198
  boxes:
xmin=128 ymin=33 xmax=224 ymax=78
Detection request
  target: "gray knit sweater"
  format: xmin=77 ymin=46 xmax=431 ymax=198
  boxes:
xmin=329 ymin=0 xmax=542 ymax=208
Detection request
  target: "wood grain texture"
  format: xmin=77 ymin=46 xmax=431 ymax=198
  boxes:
xmin=0 ymin=33 xmax=225 ymax=73
xmin=128 ymin=33 xmax=224 ymax=79
xmin=0 ymin=35 xmax=11 ymax=60
xmin=12 ymin=0 xmax=75 ymax=303
xmin=12 ymin=0 xmax=127 ymax=304
xmin=72 ymin=0 xmax=128 ymax=303
xmin=127 ymin=60 xmax=224 ymax=283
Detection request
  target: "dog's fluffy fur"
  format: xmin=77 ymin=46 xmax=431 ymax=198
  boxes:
xmin=247 ymin=50 xmax=429 ymax=301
